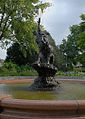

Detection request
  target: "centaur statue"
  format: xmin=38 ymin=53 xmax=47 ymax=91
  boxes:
xmin=30 ymin=18 xmax=58 ymax=91
xmin=33 ymin=18 xmax=54 ymax=65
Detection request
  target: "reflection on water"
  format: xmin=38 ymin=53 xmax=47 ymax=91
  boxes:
xmin=0 ymin=82 xmax=85 ymax=100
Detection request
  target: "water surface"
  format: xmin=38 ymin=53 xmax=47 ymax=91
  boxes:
xmin=0 ymin=82 xmax=85 ymax=100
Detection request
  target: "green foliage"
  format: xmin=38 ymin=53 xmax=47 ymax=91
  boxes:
xmin=78 ymin=32 xmax=85 ymax=49
xmin=77 ymin=14 xmax=85 ymax=66
xmin=59 ymin=25 xmax=81 ymax=71
xmin=0 ymin=62 xmax=37 ymax=76
xmin=0 ymin=0 xmax=50 ymax=49
xmin=74 ymin=67 xmax=85 ymax=72
xmin=59 ymin=14 xmax=85 ymax=70
xmin=5 ymin=42 xmax=38 ymax=66
xmin=56 ymin=71 xmax=85 ymax=76
xmin=80 ymin=14 xmax=85 ymax=21
xmin=78 ymin=53 xmax=85 ymax=66
xmin=0 ymin=62 xmax=17 ymax=75
xmin=77 ymin=14 xmax=85 ymax=50
xmin=3 ymin=62 xmax=17 ymax=71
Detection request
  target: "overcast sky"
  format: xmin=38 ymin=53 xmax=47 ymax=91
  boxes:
xmin=0 ymin=0 xmax=85 ymax=59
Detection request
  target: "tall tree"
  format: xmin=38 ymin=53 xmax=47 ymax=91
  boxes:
xmin=78 ymin=14 xmax=85 ymax=50
xmin=60 ymin=25 xmax=80 ymax=70
xmin=5 ymin=43 xmax=38 ymax=65
xmin=77 ymin=14 xmax=85 ymax=66
xmin=0 ymin=0 xmax=50 ymax=49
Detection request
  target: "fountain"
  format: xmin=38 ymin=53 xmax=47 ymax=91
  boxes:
xmin=0 ymin=10 xmax=85 ymax=119
xmin=29 ymin=18 xmax=59 ymax=91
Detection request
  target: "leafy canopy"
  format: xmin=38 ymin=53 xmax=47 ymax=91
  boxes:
xmin=60 ymin=14 xmax=85 ymax=68
xmin=0 ymin=0 xmax=50 ymax=49
xmin=78 ymin=14 xmax=85 ymax=50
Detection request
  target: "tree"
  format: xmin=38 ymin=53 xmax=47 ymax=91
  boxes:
xmin=59 ymin=25 xmax=80 ymax=70
xmin=78 ymin=53 xmax=85 ymax=66
xmin=77 ymin=14 xmax=85 ymax=50
xmin=59 ymin=14 xmax=85 ymax=69
xmin=77 ymin=14 xmax=85 ymax=66
xmin=5 ymin=43 xmax=38 ymax=66
xmin=0 ymin=0 xmax=50 ymax=49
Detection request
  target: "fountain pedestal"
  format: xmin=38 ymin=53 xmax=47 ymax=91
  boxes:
xmin=29 ymin=63 xmax=58 ymax=91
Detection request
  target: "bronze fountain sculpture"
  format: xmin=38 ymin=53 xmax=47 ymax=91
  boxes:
xmin=29 ymin=18 xmax=59 ymax=91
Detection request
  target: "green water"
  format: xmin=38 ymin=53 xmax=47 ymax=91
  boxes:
xmin=0 ymin=82 xmax=85 ymax=100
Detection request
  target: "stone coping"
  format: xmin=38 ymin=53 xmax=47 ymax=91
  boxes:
xmin=0 ymin=78 xmax=85 ymax=84
xmin=0 ymin=98 xmax=84 ymax=111
xmin=0 ymin=94 xmax=85 ymax=118
xmin=0 ymin=79 xmax=33 ymax=84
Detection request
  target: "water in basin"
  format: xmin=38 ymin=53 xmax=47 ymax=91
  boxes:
xmin=0 ymin=82 xmax=85 ymax=100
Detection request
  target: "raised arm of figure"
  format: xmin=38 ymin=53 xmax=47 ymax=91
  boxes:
xmin=38 ymin=18 xmax=41 ymax=34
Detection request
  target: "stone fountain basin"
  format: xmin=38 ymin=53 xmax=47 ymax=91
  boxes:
xmin=0 ymin=79 xmax=85 ymax=119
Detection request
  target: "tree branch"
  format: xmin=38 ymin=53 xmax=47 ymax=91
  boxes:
xmin=0 ymin=4 xmax=5 ymax=27
xmin=0 ymin=15 xmax=10 ymax=41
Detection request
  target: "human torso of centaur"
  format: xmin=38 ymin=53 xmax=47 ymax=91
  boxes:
xmin=37 ymin=33 xmax=53 ymax=56
xmin=33 ymin=18 xmax=54 ymax=64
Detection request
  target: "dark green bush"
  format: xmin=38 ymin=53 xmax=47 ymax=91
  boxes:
xmin=0 ymin=62 xmax=37 ymax=76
